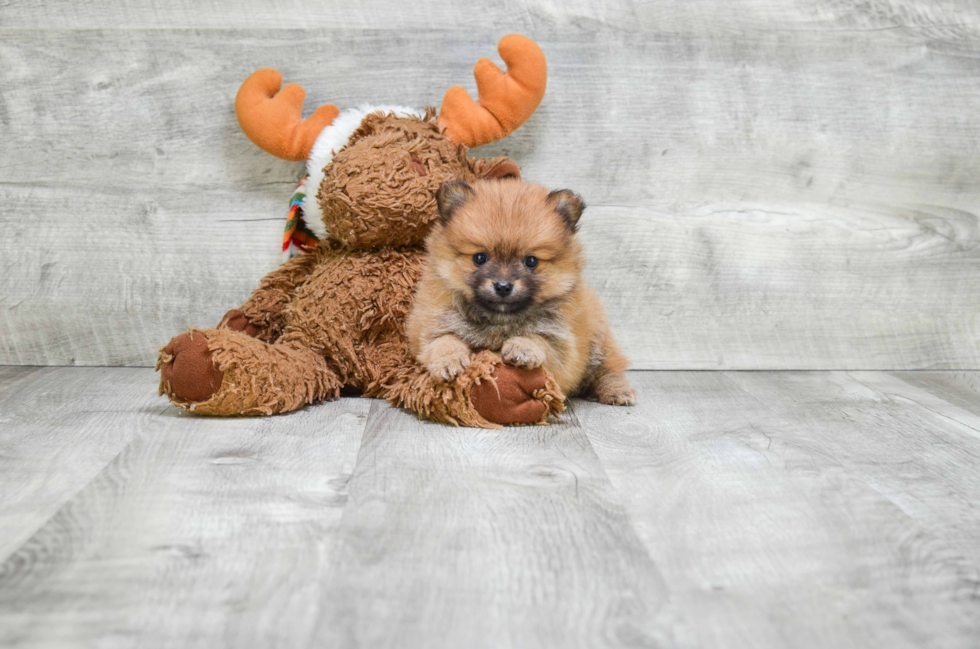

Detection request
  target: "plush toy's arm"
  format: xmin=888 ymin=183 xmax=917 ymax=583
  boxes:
xmin=219 ymin=252 xmax=320 ymax=342
xmin=370 ymin=349 xmax=565 ymax=428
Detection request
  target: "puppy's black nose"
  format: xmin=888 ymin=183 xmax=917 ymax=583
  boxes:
xmin=493 ymin=280 xmax=513 ymax=297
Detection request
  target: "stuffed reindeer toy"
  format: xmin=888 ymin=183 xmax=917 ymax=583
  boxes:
xmin=157 ymin=35 xmax=565 ymax=427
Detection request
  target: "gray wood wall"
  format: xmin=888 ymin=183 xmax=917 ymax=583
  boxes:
xmin=2 ymin=1 xmax=979 ymax=369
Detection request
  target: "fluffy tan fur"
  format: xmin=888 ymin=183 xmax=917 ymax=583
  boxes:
xmin=407 ymin=180 xmax=635 ymax=404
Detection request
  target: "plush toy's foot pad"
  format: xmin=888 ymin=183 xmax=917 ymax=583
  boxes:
xmin=158 ymin=331 xmax=223 ymax=403
xmin=217 ymin=309 xmax=262 ymax=338
xmin=471 ymin=364 xmax=563 ymax=425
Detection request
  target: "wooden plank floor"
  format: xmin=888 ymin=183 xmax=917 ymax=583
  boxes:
xmin=1 ymin=368 xmax=979 ymax=648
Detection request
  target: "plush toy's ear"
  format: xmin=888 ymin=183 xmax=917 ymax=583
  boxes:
xmin=483 ymin=160 xmax=521 ymax=181
xmin=546 ymin=189 xmax=585 ymax=232
xmin=470 ymin=157 xmax=521 ymax=181
xmin=437 ymin=181 xmax=476 ymax=222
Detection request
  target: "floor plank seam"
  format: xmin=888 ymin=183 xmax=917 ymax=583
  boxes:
xmin=0 ymin=402 xmax=172 ymax=569
xmin=846 ymin=371 xmax=980 ymax=439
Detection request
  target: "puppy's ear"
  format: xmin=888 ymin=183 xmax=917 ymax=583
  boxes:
xmin=436 ymin=181 xmax=475 ymax=223
xmin=546 ymin=189 xmax=585 ymax=232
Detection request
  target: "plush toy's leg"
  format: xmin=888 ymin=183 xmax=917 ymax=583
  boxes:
xmin=376 ymin=350 xmax=565 ymax=428
xmin=212 ymin=251 xmax=323 ymax=343
xmin=157 ymin=328 xmax=339 ymax=416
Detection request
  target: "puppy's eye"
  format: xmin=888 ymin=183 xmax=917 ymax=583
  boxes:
xmin=523 ymin=255 xmax=539 ymax=269
xmin=473 ymin=252 xmax=489 ymax=266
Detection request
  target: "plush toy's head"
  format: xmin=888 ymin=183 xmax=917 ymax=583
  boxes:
xmin=234 ymin=35 xmax=546 ymax=251
xmin=317 ymin=110 xmax=521 ymax=249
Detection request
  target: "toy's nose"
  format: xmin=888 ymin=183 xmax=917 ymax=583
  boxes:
xmin=493 ymin=280 xmax=513 ymax=297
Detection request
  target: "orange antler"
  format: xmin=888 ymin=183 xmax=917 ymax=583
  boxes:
xmin=235 ymin=69 xmax=341 ymax=161
xmin=438 ymin=35 xmax=547 ymax=148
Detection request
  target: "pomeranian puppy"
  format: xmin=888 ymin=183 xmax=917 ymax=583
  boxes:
xmin=407 ymin=179 xmax=636 ymax=406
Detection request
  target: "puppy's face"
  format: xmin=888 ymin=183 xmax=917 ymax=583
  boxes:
xmin=426 ymin=180 xmax=585 ymax=316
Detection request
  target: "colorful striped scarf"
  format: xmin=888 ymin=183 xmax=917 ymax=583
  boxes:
xmin=283 ymin=176 xmax=320 ymax=257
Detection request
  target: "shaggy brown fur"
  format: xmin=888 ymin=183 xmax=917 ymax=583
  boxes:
xmin=157 ymin=111 xmax=564 ymax=427
xmin=407 ymin=180 xmax=635 ymax=404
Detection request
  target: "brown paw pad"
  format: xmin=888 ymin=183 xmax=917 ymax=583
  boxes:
xmin=217 ymin=309 xmax=261 ymax=338
xmin=471 ymin=364 xmax=549 ymax=425
xmin=158 ymin=332 xmax=223 ymax=403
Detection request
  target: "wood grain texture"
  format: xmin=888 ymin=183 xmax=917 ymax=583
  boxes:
xmin=0 ymin=184 xmax=286 ymax=366
xmin=2 ymin=368 xmax=980 ymax=646
xmin=2 ymin=5 xmax=980 ymax=368
xmin=2 ymin=0 xmax=979 ymax=33
xmin=577 ymin=371 xmax=980 ymax=649
xmin=890 ymin=371 xmax=980 ymax=418
xmin=725 ymin=371 xmax=980 ymax=569
xmin=310 ymin=400 xmax=682 ymax=649
xmin=0 ymin=369 xmax=682 ymax=648
xmin=584 ymin=203 xmax=980 ymax=369
xmin=0 ymin=366 xmax=161 ymax=562
xmin=0 ymin=368 xmax=369 ymax=648
xmin=853 ymin=370 xmax=980 ymax=436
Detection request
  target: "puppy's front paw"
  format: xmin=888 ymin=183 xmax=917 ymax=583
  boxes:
xmin=428 ymin=353 xmax=470 ymax=383
xmin=501 ymin=337 xmax=547 ymax=370
xmin=421 ymin=336 xmax=472 ymax=383
xmin=596 ymin=373 xmax=637 ymax=406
